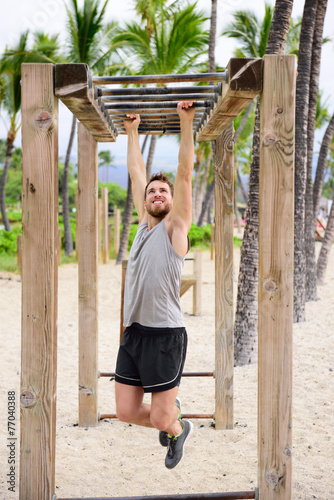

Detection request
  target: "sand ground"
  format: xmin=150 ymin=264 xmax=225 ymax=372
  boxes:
xmin=0 ymin=244 xmax=333 ymax=499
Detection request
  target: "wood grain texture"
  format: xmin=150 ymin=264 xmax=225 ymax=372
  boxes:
xmin=258 ymin=54 xmax=296 ymax=500
xmin=214 ymin=124 xmax=234 ymax=429
xmin=55 ymin=64 xmax=116 ymax=143
xmin=102 ymin=187 xmax=109 ymax=264
xmin=20 ymin=63 xmax=58 ymax=500
xmin=196 ymin=59 xmax=262 ymax=142
xmin=78 ymin=123 xmax=99 ymax=427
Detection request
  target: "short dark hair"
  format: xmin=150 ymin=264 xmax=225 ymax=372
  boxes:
xmin=144 ymin=172 xmax=174 ymax=199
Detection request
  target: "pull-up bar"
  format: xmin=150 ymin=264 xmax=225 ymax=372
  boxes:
xmin=104 ymin=101 xmax=212 ymax=110
xmin=99 ymin=85 xmax=220 ymax=96
xmin=56 ymin=491 xmax=257 ymax=500
xmin=93 ymin=71 xmax=228 ymax=85
xmin=102 ymin=93 xmax=217 ymax=102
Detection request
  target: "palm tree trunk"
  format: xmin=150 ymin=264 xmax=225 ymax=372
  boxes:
xmin=63 ymin=114 xmax=76 ymax=256
xmin=196 ymin=152 xmax=212 ymax=224
xmin=0 ymin=131 xmax=15 ymax=232
xmin=192 ymin=152 xmax=203 ymax=222
xmin=208 ymin=0 xmax=217 ymax=74
xmin=116 ymin=136 xmax=148 ymax=265
xmin=198 ymin=142 xmax=216 ymax=226
xmin=313 ymin=113 xmax=334 ymax=219
xmin=236 ymin=168 xmax=248 ymax=205
xmin=234 ymin=0 xmax=293 ymax=365
xmin=146 ymin=134 xmax=156 ymax=180
xmin=234 ymin=101 xmax=254 ymax=143
xmin=197 ymin=179 xmax=215 ymax=227
xmin=316 ymin=190 xmax=334 ymax=284
xmin=293 ymin=0 xmax=318 ymax=322
xmin=234 ymin=100 xmax=260 ymax=366
xmin=116 ymin=173 xmax=133 ymax=265
xmin=305 ymin=0 xmax=328 ymax=301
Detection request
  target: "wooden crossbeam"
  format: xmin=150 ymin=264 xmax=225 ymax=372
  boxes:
xmin=55 ymin=64 xmax=117 ymax=143
xmin=196 ymin=59 xmax=263 ymax=142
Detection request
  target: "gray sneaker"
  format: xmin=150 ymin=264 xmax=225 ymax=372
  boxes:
xmin=165 ymin=419 xmax=193 ymax=469
xmin=159 ymin=398 xmax=181 ymax=447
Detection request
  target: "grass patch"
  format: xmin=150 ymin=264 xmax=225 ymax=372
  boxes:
xmin=0 ymin=254 xmax=20 ymax=273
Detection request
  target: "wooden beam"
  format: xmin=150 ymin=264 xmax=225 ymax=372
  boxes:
xmin=78 ymin=123 xmax=99 ymax=427
xmin=196 ymin=58 xmax=262 ymax=142
xmin=215 ymin=124 xmax=234 ymax=430
xmin=93 ymin=72 xmax=228 ymax=85
xmin=55 ymin=64 xmax=117 ymax=143
xmin=258 ymin=54 xmax=296 ymax=499
xmin=20 ymin=63 xmax=58 ymax=500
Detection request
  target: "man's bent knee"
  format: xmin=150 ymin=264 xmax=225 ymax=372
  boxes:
xmin=150 ymin=406 xmax=174 ymax=431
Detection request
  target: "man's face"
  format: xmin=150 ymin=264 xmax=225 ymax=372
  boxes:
xmin=144 ymin=180 xmax=173 ymax=218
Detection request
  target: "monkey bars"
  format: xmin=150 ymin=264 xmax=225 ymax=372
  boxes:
xmin=55 ymin=59 xmax=262 ymax=141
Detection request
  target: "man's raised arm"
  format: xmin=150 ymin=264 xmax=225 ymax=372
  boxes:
xmin=171 ymin=102 xmax=196 ymax=234
xmin=124 ymin=115 xmax=147 ymax=223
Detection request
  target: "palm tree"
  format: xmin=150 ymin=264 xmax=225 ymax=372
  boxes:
xmin=304 ymin=0 xmax=328 ymax=302
xmin=313 ymin=113 xmax=334 ymax=219
xmin=98 ymin=150 xmax=115 ymax=183
xmin=0 ymin=31 xmax=66 ymax=232
xmin=0 ymin=32 xmax=29 ymax=231
xmin=293 ymin=0 xmax=319 ymax=322
xmin=114 ymin=1 xmax=209 ymax=264
xmin=222 ymin=0 xmax=293 ymax=365
xmin=316 ymin=189 xmax=334 ymax=285
xmin=61 ymin=0 xmax=120 ymax=255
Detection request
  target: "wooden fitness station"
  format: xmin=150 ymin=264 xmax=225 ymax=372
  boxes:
xmin=20 ymin=56 xmax=296 ymax=500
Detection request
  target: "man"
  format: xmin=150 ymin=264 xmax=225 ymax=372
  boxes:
xmin=115 ymin=101 xmax=196 ymax=469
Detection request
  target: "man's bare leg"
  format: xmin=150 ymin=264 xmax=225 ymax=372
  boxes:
xmin=115 ymin=383 xmax=181 ymax=434
xmin=115 ymin=383 xmax=153 ymax=427
xmin=151 ymin=386 xmax=182 ymax=435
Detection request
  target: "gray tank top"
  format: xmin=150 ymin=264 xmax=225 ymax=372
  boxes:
xmin=123 ymin=220 xmax=186 ymax=328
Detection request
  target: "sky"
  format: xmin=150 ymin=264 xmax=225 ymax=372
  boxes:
xmin=1 ymin=0 xmax=333 ymax=188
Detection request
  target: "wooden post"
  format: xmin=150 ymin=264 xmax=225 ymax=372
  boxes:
xmin=17 ymin=235 xmax=22 ymax=270
xmin=78 ymin=122 xmax=99 ymax=427
xmin=258 ymin=54 xmax=296 ymax=499
xmin=193 ymin=249 xmax=202 ymax=315
xmin=214 ymin=124 xmax=234 ymax=430
xmin=114 ymin=208 xmax=121 ymax=254
xmin=98 ymin=199 xmax=102 ymax=261
xmin=75 ymin=187 xmax=79 ymax=259
xmin=101 ymin=187 xmax=109 ymax=263
xmin=20 ymin=63 xmax=58 ymax=500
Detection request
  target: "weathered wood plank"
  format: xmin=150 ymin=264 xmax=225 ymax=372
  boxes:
xmin=114 ymin=208 xmax=121 ymax=254
xmin=93 ymin=72 xmax=228 ymax=85
xmin=55 ymin=64 xmax=116 ymax=143
xmin=20 ymin=63 xmax=58 ymax=500
xmin=258 ymin=54 xmax=296 ymax=500
xmin=101 ymin=187 xmax=109 ymax=264
xmin=78 ymin=123 xmax=99 ymax=427
xmin=196 ymin=59 xmax=262 ymax=142
xmin=214 ymin=124 xmax=234 ymax=430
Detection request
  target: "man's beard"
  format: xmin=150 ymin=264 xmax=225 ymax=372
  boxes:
xmin=146 ymin=203 xmax=172 ymax=219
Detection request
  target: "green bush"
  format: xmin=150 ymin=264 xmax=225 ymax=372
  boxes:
xmin=0 ymin=226 xmax=21 ymax=255
xmin=188 ymin=223 xmax=212 ymax=247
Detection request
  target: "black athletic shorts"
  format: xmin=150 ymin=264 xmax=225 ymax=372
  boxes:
xmin=115 ymin=322 xmax=188 ymax=393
